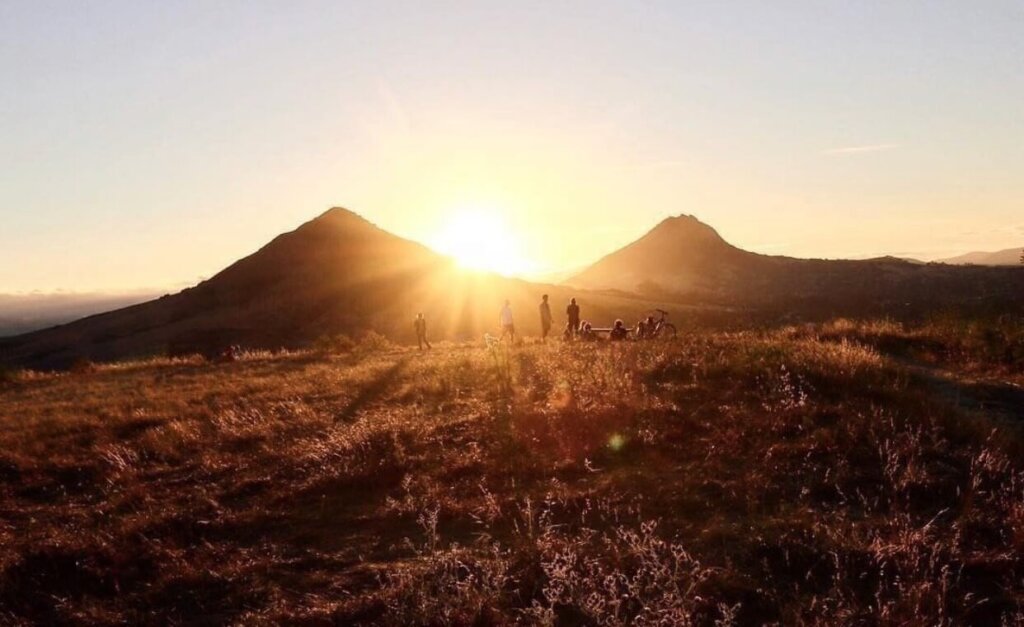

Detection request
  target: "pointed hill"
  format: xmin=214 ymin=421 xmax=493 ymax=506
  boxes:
xmin=568 ymin=214 xmax=1024 ymax=313
xmin=0 ymin=208 xmax=442 ymax=367
xmin=568 ymin=215 xmax=757 ymax=296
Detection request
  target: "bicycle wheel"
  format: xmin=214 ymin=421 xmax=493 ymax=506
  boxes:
xmin=658 ymin=323 xmax=677 ymax=339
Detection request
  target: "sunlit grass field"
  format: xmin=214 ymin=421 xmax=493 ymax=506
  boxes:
xmin=1 ymin=320 xmax=1023 ymax=625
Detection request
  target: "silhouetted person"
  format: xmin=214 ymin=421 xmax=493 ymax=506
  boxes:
xmin=566 ymin=298 xmax=580 ymax=337
xmin=499 ymin=299 xmax=515 ymax=343
xmin=638 ymin=315 xmax=655 ymax=339
xmin=414 ymin=313 xmax=431 ymax=350
xmin=609 ymin=319 xmax=628 ymax=341
xmin=539 ymin=294 xmax=552 ymax=342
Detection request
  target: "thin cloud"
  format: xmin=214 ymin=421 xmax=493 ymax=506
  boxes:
xmin=823 ymin=143 xmax=900 ymax=155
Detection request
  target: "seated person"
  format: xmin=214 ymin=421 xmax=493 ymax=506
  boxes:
xmin=579 ymin=321 xmax=596 ymax=341
xmin=609 ymin=319 xmax=628 ymax=341
xmin=641 ymin=315 xmax=656 ymax=339
xmin=635 ymin=318 xmax=648 ymax=339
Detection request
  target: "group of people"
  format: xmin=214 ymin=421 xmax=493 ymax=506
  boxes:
xmin=413 ymin=296 xmax=663 ymax=349
xmin=504 ymin=295 xmax=586 ymax=343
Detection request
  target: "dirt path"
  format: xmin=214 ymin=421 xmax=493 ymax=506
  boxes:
xmin=898 ymin=358 xmax=1024 ymax=424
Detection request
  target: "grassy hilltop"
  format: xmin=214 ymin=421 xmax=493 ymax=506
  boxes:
xmin=1 ymin=320 xmax=1023 ymax=625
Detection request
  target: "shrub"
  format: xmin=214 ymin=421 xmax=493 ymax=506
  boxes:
xmin=70 ymin=358 xmax=97 ymax=374
xmin=0 ymin=365 xmax=22 ymax=385
xmin=357 ymin=330 xmax=392 ymax=353
xmin=313 ymin=333 xmax=356 ymax=354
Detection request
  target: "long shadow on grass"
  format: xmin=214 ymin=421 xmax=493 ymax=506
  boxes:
xmin=252 ymin=356 xmax=420 ymax=556
xmin=334 ymin=357 xmax=408 ymax=423
xmin=896 ymin=359 xmax=1024 ymax=423
xmin=923 ymin=371 xmax=1024 ymax=422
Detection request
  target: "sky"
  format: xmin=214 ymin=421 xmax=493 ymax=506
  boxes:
xmin=1 ymin=1 xmax=1022 ymax=292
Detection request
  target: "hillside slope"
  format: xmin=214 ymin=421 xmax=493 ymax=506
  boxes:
xmin=0 ymin=209 xmax=441 ymax=368
xmin=0 ymin=209 xmax=672 ymax=369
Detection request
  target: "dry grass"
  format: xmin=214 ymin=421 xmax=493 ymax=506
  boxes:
xmin=808 ymin=314 xmax=1024 ymax=377
xmin=1 ymin=322 xmax=1022 ymax=625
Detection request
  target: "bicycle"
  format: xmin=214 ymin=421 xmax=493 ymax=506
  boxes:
xmin=640 ymin=309 xmax=677 ymax=339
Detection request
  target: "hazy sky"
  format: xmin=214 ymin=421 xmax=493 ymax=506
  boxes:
xmin=2 ymin=1 xmax=1022 ymax=291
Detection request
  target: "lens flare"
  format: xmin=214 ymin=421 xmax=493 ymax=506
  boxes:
xmin=608 ymin=433 xmax=626 ymax=452
xmin=429 ymin=207 xmax=533 ymax=276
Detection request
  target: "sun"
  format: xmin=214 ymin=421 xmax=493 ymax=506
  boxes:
xmin=429 ymin=207 xmax=533 ymax=276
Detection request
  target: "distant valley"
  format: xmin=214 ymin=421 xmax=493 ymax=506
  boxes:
xmin=0 ymin=292 xmax=161 ymax=337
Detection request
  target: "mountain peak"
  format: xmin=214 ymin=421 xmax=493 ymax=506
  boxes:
xmin=294 ymin=207 xmax=390 ymax=241
xmin=660 ymin=213 xmax=702 ymax=224
xmin=310 ymin=206 xmax=373 ymax=227
xmin=566 ymin=212 xmax=746 ymax=294
xmin=646 ymin=213 xmax=728 ymax=247
xmin=319 ymin=206 xmax=359 ymax=219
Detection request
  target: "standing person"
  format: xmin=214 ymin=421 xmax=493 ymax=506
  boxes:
xmin=539 ymin=294 xmax=553 ymax=342
xmin=414 ymin=313 xmax=431 ymax=350
xmin=499 ymin=299 xmax=515 ymax=343
xmin=566 ymin=298 xmax=581 ymax=337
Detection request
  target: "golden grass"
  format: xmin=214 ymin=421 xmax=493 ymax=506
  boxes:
xmin=1 ymin=324 xmax=1022 ymax=624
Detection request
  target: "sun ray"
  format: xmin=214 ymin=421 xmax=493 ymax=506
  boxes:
xmin=428 ymin=207 xmax=533 ymax=277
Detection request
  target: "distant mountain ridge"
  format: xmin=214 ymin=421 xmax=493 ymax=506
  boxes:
xmin=938 ymin=247 xmax=1023 ymax=266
